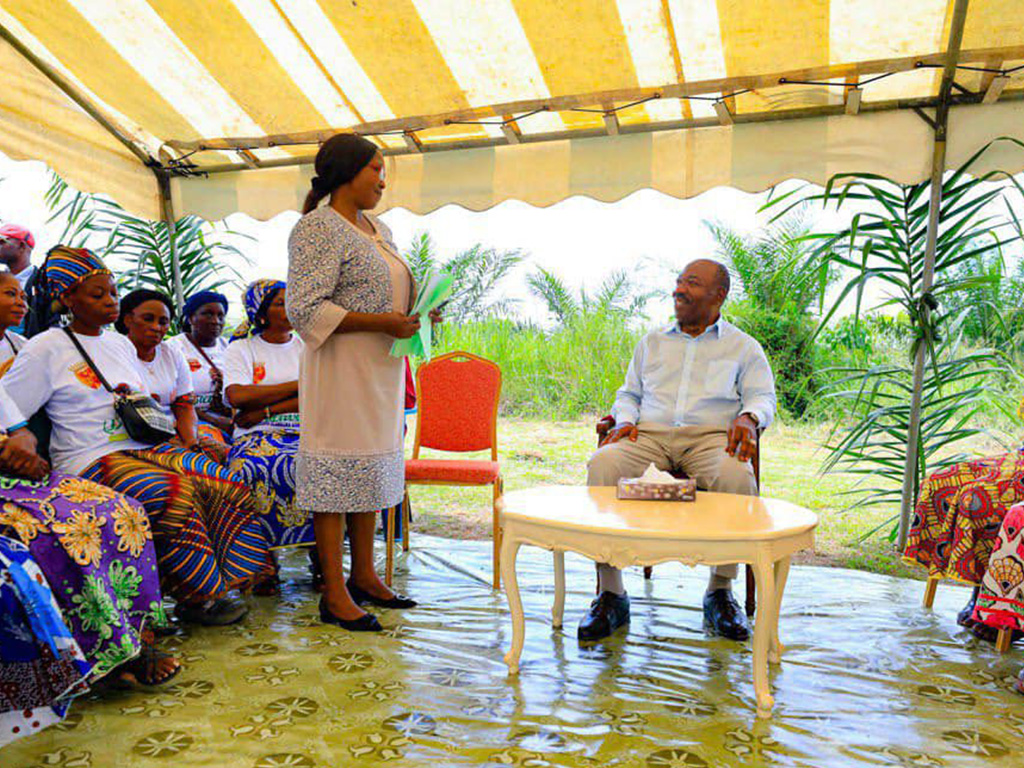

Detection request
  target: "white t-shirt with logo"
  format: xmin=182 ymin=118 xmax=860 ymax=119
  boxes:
xmin=0 ymin=382 xmax=26 ymax=431
xmin=166 ymin=333 xmax=228 ymax=408
xmin=135 ymin=341 xmax=194 ymax=417
xmin=0 ymin=331 xmax=26 ymax=370
xmin=3 ymin=328 xmax=150 ymax=474
xmin=222 ymin=334 xmax=303 ymax=438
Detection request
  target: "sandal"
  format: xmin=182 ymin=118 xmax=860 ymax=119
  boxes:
xmin=117 ymin=646 xmax=181 ymax=687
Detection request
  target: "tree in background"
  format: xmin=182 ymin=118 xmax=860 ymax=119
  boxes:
xmin=940 ymin=238 xmax=1024 ymax=348
xmin=404 ymin=232 xmax=523 ymax=325
xmin=707 ymin=210 xmax=835 ymax=418
xmin=526 ymin=265 xmax=660 ymax=326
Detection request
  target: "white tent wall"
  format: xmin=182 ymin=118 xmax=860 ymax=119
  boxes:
xmin=169 ymin=100 xmax=1024 ymax=223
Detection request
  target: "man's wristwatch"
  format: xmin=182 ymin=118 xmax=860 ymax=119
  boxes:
xmin=742 ymin=412 xmax=760 ymax=427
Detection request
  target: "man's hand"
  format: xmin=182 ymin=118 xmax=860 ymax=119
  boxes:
xmin=726 ymin=414 xmax=758 ymax=463
xmin=600 ymin=422 xmax=638 ymax=447
xmin=0 ymin=429 xmax=49 ymax=480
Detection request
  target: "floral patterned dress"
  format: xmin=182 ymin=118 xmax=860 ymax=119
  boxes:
xmin=0 ymin=473 xmax=164 ymax=680
xmin=973 ymin=502 xmax=1024 ymax=631
xmin=903 ymin=451 xmax=1024 ymax=584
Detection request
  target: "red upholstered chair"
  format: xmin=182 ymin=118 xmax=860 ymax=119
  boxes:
xmin=400 ymin=351 xmax=504 ymax=588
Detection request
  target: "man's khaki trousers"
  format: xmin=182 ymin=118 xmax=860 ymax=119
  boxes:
xmin=586 ymin=424 xmax=757 ymax=581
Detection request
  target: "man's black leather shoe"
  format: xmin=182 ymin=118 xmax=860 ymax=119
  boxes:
xmin=703 ymin=589 xmax=750 ymax=641
xmin=577 ymin=591 xmax=630 ymax=641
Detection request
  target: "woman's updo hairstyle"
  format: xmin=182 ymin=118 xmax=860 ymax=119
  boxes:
xmin=302 ymin=133 xmax=379 ymax=214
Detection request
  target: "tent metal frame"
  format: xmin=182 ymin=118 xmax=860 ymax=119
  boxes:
xmin=896 ymin=0 xmax=971 ymax=550
xmin=0 ymin=0 xmax=997 ymax=544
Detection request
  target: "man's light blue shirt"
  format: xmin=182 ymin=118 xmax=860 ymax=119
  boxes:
xmin=611 ymin=317 xmax=777 ymax=430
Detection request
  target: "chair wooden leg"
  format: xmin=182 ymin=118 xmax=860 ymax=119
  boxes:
xmin=401 ymin=490 xmax=411 ymax=553
xmin=385 ymin=503 xmax=396 ymax=588
xmin=923 ymin=577 xmax=940 ymax=608
xmin=745 ymin=564 xmax=756 ymax=618
xmin=996 ymin=627 xmax=1014 ymax=653
xmin=492 ymin=478 xmax=503 ymax=590
xmin=643 ymin=566 xmax=653 ymax=580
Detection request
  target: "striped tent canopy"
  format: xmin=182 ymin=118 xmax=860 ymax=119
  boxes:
xmin=1 ymin=0 xmax=1022 ymax=222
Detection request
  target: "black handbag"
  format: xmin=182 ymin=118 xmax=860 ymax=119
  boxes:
xmin=63 ymin=327 xmax=177 ymax=445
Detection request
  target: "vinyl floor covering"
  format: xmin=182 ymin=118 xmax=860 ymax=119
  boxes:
xmin=3 ymin=536 xmax=1023 ymax=768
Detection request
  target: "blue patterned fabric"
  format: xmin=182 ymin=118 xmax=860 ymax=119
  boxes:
xmin=0 ymin=536 xmax=91 ymax=746
xmin=227 ymin=431 xmax=309 ymax=548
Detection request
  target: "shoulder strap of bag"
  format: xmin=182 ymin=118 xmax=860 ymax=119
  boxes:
xmin=62 ymin=327 xmax=115 ymax=394
xmin=185 ymin=333 xmax=219 ymax=372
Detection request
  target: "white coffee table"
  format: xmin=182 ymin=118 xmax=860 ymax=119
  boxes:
xmin=498 ymin=485 xmax=817 ymax=718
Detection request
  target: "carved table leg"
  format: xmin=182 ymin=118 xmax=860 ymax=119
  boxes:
xmin=502 ymin=535 xmax=524 ymax=674
xmin=752 ymin=553 xmax=777 ymax=718
xmin=769 ymin=556 xmax=790 ymax=664
xmin=552 ymin=550 xmax=565 ymax=629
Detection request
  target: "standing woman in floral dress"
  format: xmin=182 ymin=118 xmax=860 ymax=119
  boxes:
xmin=287 ymin=134 xmax=439 ymax=631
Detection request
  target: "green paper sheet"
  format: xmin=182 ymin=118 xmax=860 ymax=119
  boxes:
xmin=390 ymin=270 xmax=453 ymax=359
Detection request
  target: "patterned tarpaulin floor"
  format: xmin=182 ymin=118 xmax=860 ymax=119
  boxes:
xmin=3 ymin=536 xmax=1024 ymax=768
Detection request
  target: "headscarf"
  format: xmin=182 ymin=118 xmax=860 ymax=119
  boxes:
xmin=115 ymin=289 xmax=173 ymax=334
xmin=230 ymin=279 xmax=285 ymax=341
xmin=43 ymin=246 xmax=111 ymax=300
xmin=181 ymin=290 xmax=228 ymax=333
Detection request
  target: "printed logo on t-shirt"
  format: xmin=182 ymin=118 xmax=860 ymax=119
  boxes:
xmin=103 ymin=416 xmax=128 ymax=442
xmin=253 ymin=363 xmax=266 ymax=384
xmin=71 ymin=362 xmax=102 ymax=390
xmin=187 ymin=358 xmax=202 ymax=372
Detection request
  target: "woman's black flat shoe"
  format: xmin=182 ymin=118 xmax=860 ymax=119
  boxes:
xmin=318 ymin=598 xmax=382 ymax=632
xmin=346 ymin=581 xmax=418 ymax=609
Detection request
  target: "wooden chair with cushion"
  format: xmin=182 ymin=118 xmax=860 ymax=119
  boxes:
xmin=595 ymin=416 xmax=762 ymax=617
xmin=395 ymin=351 xmax=504 ymax=588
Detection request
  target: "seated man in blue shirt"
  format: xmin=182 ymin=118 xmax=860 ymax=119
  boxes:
xmin=581 ymin=259 xmax=777 ymax=643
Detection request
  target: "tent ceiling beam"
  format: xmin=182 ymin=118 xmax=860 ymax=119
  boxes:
xmin=983 ymin=76 xmax=1010 ymax=104
xmin=166 ymin=45 xmax=1024 ymax=155
xmin=0 ymin=19 xmax=155 ymax=168
xmin=189 ymin=88 xmax=1024 ymax=176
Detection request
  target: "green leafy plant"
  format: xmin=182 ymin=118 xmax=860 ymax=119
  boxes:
xmin=44 ymin=172 xmax=250 ymax=322
xmin=404 ymin=232 xmax=522 ymax=325
xmin=765 ymin=138 xmax=1024 ymax=531
xmin=526 ymin=266 xmax=660 ymax=326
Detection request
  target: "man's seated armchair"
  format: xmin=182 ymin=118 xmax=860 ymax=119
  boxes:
xmin=595 ymin=416 xmax=762 ymax=618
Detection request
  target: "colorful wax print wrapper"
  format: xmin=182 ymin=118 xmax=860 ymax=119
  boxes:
xmin=390 ymin=270 xmax=453 ymax=360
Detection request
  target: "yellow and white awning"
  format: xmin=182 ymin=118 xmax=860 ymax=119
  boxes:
xmin=1 ymin=0 xmax=1022 ymax=221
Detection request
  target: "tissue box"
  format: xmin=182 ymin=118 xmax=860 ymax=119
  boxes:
xmin=617 ymin=477 xmax=697 ymax=501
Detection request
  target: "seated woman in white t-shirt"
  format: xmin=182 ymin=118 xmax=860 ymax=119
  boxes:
xmin=0 ymin=271 xmax=27 ymax=375
xmin=166 ymin=290 xmax=233 ymax=444
xmin=224 ymin=280 xmax=307 ymax=559
xmin=3 ymin=248 xmax=274 ymax=626
xmin=116 ymin=289 xmax=228 ymax=465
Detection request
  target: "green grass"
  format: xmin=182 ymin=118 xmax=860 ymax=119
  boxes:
xmin=405 ymin=417 xmax=1019 ymax=580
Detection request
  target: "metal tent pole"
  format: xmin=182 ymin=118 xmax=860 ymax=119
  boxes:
xmin=896 ymin=0 xmax=970 ymax=550
xmin=157 ymin=172 xmax=185 ymax=313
